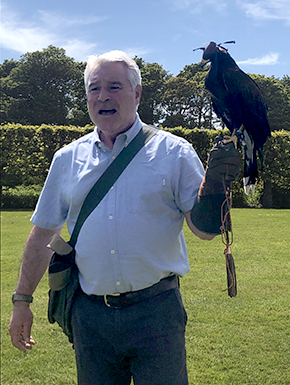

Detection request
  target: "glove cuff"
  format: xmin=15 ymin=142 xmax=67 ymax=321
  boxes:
xmin=190 ymin=194 xmax=228 ymax=235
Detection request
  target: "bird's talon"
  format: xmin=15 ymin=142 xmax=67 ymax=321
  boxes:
xmin=223 ymin=136 xmax=238 ymax=149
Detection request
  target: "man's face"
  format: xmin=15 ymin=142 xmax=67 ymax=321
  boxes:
xmin=87 ymin=62 xmax=142 ymax=137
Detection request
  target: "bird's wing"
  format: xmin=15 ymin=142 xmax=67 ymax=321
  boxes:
xmin=222 ymin=68 xmax=271 ymax=148
xmin=205 ymin=72 xmax=238 ymax=132
xmin=211 ymin=97 xmax=236 ymax=132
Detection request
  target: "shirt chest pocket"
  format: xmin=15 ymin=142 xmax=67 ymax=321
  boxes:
xmin=125 ymin=173 xmax=174 ymax=214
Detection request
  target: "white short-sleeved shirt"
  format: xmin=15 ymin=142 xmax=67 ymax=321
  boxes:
xmin=32 ymin=115 xmax=204 ymax=295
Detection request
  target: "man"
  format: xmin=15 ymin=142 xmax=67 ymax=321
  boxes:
xmin=9 ymin=50 xmax=239 ymax=384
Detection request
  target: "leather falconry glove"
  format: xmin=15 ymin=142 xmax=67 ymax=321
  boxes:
xmin=191 ymin=137 xmax=240 ymax=235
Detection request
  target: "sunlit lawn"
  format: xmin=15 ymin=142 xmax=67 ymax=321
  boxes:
xmin=1 ymin=209 xmax=290 ymax=384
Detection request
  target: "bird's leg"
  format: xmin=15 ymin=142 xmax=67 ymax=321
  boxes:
xmin=223 ymin=129 xmax=238 ymax=149
xmin=223 ymin=125 xmax=245 ymax=149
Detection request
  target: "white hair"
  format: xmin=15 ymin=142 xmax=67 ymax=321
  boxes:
xmin=84 ymin=50 xmax=142 ymax=94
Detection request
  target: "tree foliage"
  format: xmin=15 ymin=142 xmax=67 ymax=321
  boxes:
xmin=1 ymin=45 xmax=290 ymax=131
xmin=160 ymin=69 xmax=217 ymax=129
xmin=161 ymin=77 xmax=199 ymax=128
xmin=250 ymin=74 xmax=290 ymax=132
xmin=0 ymin=46 xmax=90 ymax=126
xmin=134 ymin=57 xmax=170 ymax=125
xmin=178 ymin=63 xmax=207 ymax=79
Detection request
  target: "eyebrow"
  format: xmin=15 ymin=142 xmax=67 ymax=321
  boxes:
xmin=89 ymin=81 xmax=123 ymax=88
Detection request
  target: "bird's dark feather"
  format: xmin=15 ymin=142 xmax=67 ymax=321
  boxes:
xmin=201 ymin=42 xmax=271 ymax=191
xmin=205 ymin=48 xmax=270 ymax=146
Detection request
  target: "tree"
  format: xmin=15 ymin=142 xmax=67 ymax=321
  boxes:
xmin=281 ymin=75 xmax=290 ymax=88
xmin=66 ymin=61 xmax=91 ymax=126
xmin=160 ymin=72 xmax=216 ymax=129
xmin=0 ymin=60 xmax=19 ymax=123
xmin=160 ymin=63 xmax=222 ymax=129
xmin=0 ymin=46 xmax=86 ymax=125
xmin=281 ymin=75 xmax=290 ymax=129
xmin=179 ymin=64 xmax=218 ymax=129
xmin=1 ymin=47 xmax=289 ymax=131
xmin=250 ymin=74 xmax=290 ymax=132
xmin=134 ymin=57 xmax=170 ymax=125
xmin=0 ymin=59 xmax=19 ymax=78
xmin=191 ymin=70 xmax=217 ymax=129
xmin=160 ymin=77 xmax=196 ymax=128
xmin=178 ymin=63 xmax=207 ymax=79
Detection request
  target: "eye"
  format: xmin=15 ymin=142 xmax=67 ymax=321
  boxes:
xmin=110 ymin=85 xmax=121 ymax=91
xmin=90 ymin=86 xmax=100 ymax=92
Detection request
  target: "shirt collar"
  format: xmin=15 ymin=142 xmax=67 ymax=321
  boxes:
xmin=94 ymin=113 xmax=143 ymax=151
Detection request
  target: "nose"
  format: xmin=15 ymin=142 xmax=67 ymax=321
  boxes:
xmin=98 ymin=87 xmax=110 ymax=102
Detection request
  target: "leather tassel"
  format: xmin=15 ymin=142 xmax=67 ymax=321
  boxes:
xmin=224 ymin=244 xmax=237 ymax=297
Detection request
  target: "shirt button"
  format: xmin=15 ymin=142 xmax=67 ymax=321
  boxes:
xmin=111 ymin=250 xmax=115 ymax=254
xmin=109 ymin=215 xmax=113 ymax=220
xmin=110 ymin=186 xmax=114 ymax=190
xmin=112 ymin=156 xmax=116 ymax=160
xmin=116 ymin=281 xmax=121 ymax=286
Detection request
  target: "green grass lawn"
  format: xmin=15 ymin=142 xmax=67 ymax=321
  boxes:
xmin=1 ymin=209 xmax=290 ymax=384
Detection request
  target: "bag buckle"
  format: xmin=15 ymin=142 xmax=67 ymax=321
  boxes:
xmin=104 ymin=293 xmax=120 ymax=307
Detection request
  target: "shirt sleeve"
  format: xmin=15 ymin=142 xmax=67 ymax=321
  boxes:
xmin=174 ymin=138 xmax=205 ymax=213
xmin=31 ymin=151 xmax=69 ymax=229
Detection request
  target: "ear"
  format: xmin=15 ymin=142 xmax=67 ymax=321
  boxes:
xmin=135 ymin=85 xmax=142 ymax=105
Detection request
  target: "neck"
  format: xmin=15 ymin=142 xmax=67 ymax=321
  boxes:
xmin=97 ymin=117 xmax=136 ymax=150
xmin=98 ymin=130 xmax=115 ymax=150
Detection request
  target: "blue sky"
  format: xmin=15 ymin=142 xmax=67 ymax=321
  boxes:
xmin=1 ymin=0 xmax=289 ymax=79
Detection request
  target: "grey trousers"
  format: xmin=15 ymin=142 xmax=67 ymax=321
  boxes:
xmin=71 ymin=287 xmax=188 ymax=385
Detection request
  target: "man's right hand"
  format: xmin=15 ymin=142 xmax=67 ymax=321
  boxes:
xmin=9 ymin=302 xmax=35 ymax=352
xmin=8 ymin=225 xmax=63 ymax=351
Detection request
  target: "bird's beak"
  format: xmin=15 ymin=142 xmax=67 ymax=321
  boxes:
xmin=201 ymin=58 xmax=210 ymax=67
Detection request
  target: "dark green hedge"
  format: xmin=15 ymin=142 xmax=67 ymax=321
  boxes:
xmin=1 ymin=185 xmax=43 ymax=209
xmin=1 ymin=124 xmax=289 ymax=208
xmin=166 ymin=127 xmax=290 ymax=209
xmin=0 ymin=123 xmax=94 ymax=188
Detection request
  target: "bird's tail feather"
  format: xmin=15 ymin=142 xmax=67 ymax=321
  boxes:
xmin=243 ymin=178 xmax=255 ymax=194
xmin=242 ymin=130 xmax=258 ymax=195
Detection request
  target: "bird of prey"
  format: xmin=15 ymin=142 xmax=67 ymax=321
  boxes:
xmin=194 ymin=41 xmax=271 ymax=194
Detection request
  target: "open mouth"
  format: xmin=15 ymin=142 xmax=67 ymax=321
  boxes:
xmin=99 ymin=109 xmax=117 ymax=115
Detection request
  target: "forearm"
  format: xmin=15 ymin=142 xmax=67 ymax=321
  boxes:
xmin=186 ymin=173 xmax=226 ymax=237
xmin=10 ymin=225 xmax=63 ymax=351
xmin=190 ymin=193 xmax=226 ymax=235
xmin=15 ymin=225 xmax=63 ymax=295
xmin=184 ymin=210 xmax=216 ymax=240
